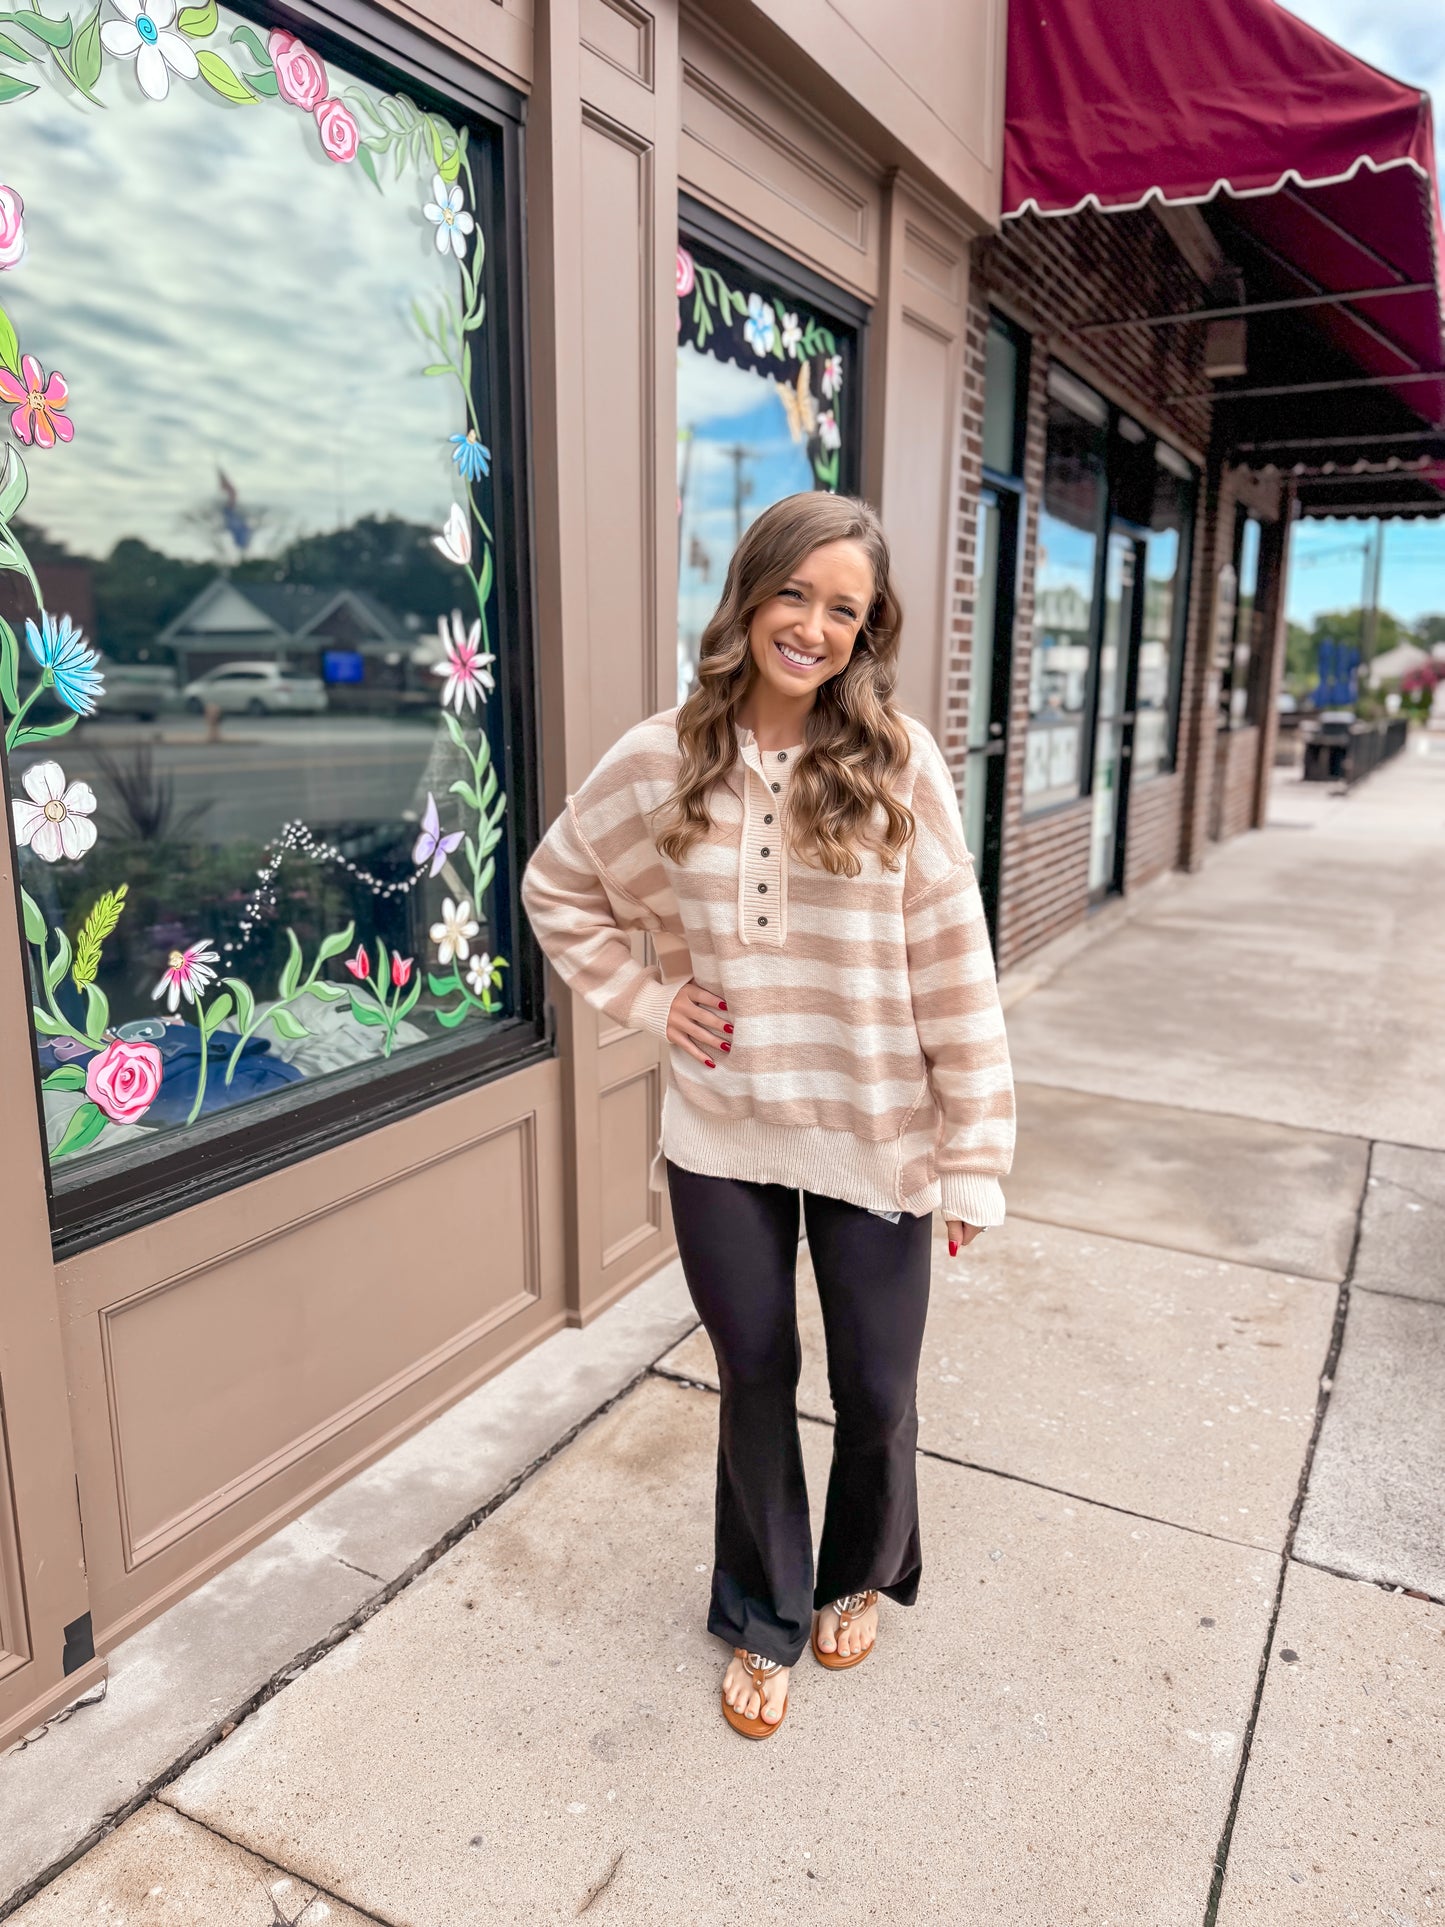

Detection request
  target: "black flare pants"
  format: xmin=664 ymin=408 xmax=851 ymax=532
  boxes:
xmin=664 ymin=1158 xmax=933 ymax=1668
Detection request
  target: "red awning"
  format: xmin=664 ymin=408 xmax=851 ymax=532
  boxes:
xmin=1004 ymin=0 xmax=1445 ymax=511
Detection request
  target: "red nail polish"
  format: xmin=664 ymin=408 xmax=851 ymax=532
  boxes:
xmin=949 ymin=1241 xmax=958 ymax=1256
xmin=723 ymin=1023 xmax=733 ymax=1033
xmin=721 ymin=1042 xmax=730 ymax=1051
xmin=717 ymin=1000 xmax=727 ymax=1010
xmin=704 ymin=1058 xmax=715 ymax=1068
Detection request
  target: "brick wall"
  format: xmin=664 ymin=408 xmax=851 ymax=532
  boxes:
xmin=951 ymin=205 xmax=1228 ymax=966
xmin=1211 ymin=725 xmax=1262 ymax=842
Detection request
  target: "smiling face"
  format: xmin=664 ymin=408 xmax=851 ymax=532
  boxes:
xmin=745 ymin=538 xmax=875 ymax=700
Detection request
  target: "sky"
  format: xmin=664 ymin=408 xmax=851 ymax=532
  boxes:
xmin=1275 ymin=1 xmax=1445 ymax=628
xmin=4 ymin=24 xmax=463 ymax=568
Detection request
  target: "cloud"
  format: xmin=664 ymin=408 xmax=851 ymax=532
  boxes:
xmin=1274 ymin=2 xmax=1445 ymax=161
xmin=5 ymin=31 xmax=465 ymax=564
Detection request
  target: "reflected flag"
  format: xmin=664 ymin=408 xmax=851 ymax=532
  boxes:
xmin=217 ymin=468 xmax=253 ymax=552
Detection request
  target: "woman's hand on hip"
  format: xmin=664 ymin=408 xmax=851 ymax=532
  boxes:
xmin=946 ymin=1218 xmax=984 ymax=1257
xmin=665 ymin=979 xmax=732 ymax=1068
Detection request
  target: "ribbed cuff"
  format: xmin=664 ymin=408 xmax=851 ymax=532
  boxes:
xmin=939 ymin=1171 xmax=1006 ymax=1228
xmin=627 ymin=973 xmax=683 ymax=1041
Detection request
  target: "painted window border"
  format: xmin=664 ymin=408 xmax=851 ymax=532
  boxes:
xmin=677 ymin=194 xmax=867 ymax=501
xmin=0 ymin=0 xmax=542 ymax=1258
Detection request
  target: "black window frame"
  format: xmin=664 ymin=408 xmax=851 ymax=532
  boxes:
xmin=4 ymin=0 xmax=544 ymax=1259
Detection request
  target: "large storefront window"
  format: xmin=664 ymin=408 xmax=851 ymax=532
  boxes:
xmin=676 ymin=209 xmax=862 ymax=703
xmin=0 ymin=8 xmax=532 ymax=1235
xmin=1026 ymin=369 xmax=1106 ymax=813
xmin=1217 ymin=510 xmax=1262 ymax=729
xmin=1134 ymin=445 xmax=1196 ymax=778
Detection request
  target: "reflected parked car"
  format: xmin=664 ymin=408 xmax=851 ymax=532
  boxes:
xmin=182 ymin=662 xmax=328 ymax=716
xmin=92 ymin=655 xmax=180 ymax=722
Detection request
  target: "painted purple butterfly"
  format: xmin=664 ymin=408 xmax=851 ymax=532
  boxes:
xmin=413 ymin=791 xmax=464 ymax=878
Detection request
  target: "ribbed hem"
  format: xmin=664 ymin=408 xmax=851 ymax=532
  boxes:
xmin=661 ymin=1085 xmax=940 ymax=1216
xmin=627 ymin=974 xmax=682 ymax=1041
xmin=939 ymin=1171 xmax=1007 ymax=1229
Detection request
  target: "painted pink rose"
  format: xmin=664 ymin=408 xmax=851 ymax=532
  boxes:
xmin=314 ymin=98 xmax=359 ymax=164
xmin=0 ymin=185 xmax=25 ymax=271
xmin=676 ymin=245 xmax=694 ymax=299
xmin=84 ymin=1039 xmax=162 ymax=1126
xmin=268 ymin=30 xmax=328 ymax=110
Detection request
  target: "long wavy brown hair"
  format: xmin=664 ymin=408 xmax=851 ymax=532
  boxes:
xmin=652 ymin=493 xmax=916 ymax=877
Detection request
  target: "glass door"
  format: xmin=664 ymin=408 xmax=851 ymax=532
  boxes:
xmin=1088 ymin=526 xmax=1143 ymax=898
xmin=964 ymin=485 xmax=1015 ymax=943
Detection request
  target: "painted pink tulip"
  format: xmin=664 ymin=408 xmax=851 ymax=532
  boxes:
xmin=314 ymin=98 xmax=359 ymax=164
xmin=268 ymin=29 xmax=327 ymax=109
xmin=0 ymin=353 xmax=72 ymax=449
xmin=345 ymin=944 xmax=370 ymax=981
xmin=391 ymin=953 xmax=413 ymax=989
xmin=85 ymin=1039 xmax=162 ymax=1126
xmin=0 ymin=184 xmax=25 ymax=270
xmin=676 ymin=246 xmax=694 ymax=299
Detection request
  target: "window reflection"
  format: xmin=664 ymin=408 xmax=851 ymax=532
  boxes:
xmin=1 ymin=13 xmax=517 ymax=1182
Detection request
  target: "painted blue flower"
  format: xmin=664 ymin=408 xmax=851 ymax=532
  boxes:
xmin=743 ymin=293 xmax=777 ymax=357
xmin=25 ymin=611 xmax=104 ymax=717
xmin=449 ymin=431 xmax=491 ymax=483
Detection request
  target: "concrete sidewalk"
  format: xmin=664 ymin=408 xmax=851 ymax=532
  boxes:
xmin=8 ymin=740 xmax=1444 ymax=1926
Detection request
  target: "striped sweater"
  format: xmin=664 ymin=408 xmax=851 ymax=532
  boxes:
xmin=519 ymin=707 xmax=1015 ymax=1225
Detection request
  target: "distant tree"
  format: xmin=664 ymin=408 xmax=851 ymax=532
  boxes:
xmin=234 ymin=513 xmax=460 ymax=629
xmin=1416 ymin=613 xmax=1445 ymax=649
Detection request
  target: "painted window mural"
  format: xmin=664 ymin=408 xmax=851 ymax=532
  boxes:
xmin=0 ymin=6 xmax=522 ymax=1189
xmin=676 ymin=225 xmax=858 ymax=703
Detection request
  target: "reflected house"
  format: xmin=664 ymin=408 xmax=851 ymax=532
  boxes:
xmin=159 ymin=577 xmax=432 ymax=707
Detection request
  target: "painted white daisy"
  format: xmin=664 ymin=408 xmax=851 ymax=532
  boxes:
xmin=430 ymin=610 xmax=496 ymax=714
xmin=430 ymin=896 xmax=479 ymax=967
xmin=422 ymin=174 xmax=475 ymax=260
xmin=152 ymin=938 xmax=219 ymax=1012
xmin=465 ymin=952 xmax=496 ymax=998
xmin=11 ymin=761 xmax=97 ymax=862
xmin=100 ymin=0 xmax=200 ymax=101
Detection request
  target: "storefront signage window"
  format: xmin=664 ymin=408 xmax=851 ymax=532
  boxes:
xmin=1026 ymin=368 xmax=1107 ymax=813
xmin=676 ymin=212 xmax=861 ymax=704
xmin=0 ymin=4 xmax=531 ymax=1238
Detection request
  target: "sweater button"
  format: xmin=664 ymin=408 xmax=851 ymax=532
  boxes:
xmin=758 ymin=916 xmax=767 ymax=926
xmin=760 ymin=846 xmax=769 ymax=857
xmin=777 ymin=751 xmax=787 ymax=761
xmin=763 ymin=813 xmax=773 ymax=824
xmin=770 ymin=782 xmax=780 ymax=793
xmin=757 ymin=882 xmax=767 ymax=893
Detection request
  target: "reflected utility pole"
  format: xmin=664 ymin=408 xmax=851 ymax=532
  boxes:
xmin=723 ymin=444 xmax=753 ymax=546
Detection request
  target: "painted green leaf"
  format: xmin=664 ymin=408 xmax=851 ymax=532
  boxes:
xmin=442 ymin=709 xmax=467 ymax=753
xmin=199 ymin=991 xmax=234 ymax=1034
xmin=0 ymin=316 xmax=17 ymax=395
xmin=374 ymin=937 xmax=389 ymax=993
xmin=68 ymin=1 xmax=100 ymax=89
xmin=196 ymin=49 xmax=256 ymax=102
xmin=438 ymin=144 xmax=461 ymax=185
xmin=31 ymin=1008 xmax=70 ymax=1036
xmin=177 ymin=0 xmax=216 ymax=36
xmin=347 ymin=990 xmax=386 ymax=1028
xmin=228 ymin=20 xmax=268 ymax=64
xmin=52 ymin=1101 xmax=108 ymax=1158
xmin=43 ymin=1064 xmax=87 ymax=1090
xmin=268 ymin=1005 xmax=310 ymax=1042
xmin=474 ymin=856 xmax=495 ymax=899
xmin=0 ymin=10 xmax=71 ymax=49
xmin=314 ymin=923 xmax=356 ymax=966
xmin=82 ymin=981 xmax=109 ymax=1042
xmin=434 ymin=1001 xmax=472 ymax=1029
xmin=0 ymin=30 xmax=36 ymax=59
xmin=44 ymin=928 xmax=72 ymax=993
xmin=11 ymin=713 xmax=78 ymax=750
xmin=449 ymin=779 xmax=481 ymax=810
xmin=20 ymin=887 xmax=45 ymax=945
xmin=306 ymin=981 xmax=347 ymax=1004
xmin=395 ymin=977 xmax=422 ymax=1023
xmin=0 ymin=616 xmax=18 ymax=714
xmin=478 ymin=765 xmax=498 ymax=810
xmin=242 ymin=67 xmax=276 ymax=94
xmin=420 ymin=362 xmax=453 ymax=379
xmin=278 ymin=927 xmax=303 ymax=999
xmin=223 ymin=975 xmax=255 ymax=1034
xmin=0 ymin=71 xmax=36 ymax=102
xmin=356 ymin=141 xmax=380 ymax=191
xmin=427 ymin=971 xmax=460 ymax=998
xmin=478 ymin=546 xmax=494 ymax=606
xmin=342 ymin=86 xmax=384 ymax=128
xmin=0 ymin=443 xmax=26 ymax=520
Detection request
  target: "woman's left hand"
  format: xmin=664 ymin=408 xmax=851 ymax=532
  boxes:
xmin=946 ymin=1219 xmax=984 ymax=1257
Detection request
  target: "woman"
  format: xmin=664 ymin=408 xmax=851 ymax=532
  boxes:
xmin=520 ymin=492 xmax=1014 ymax=1739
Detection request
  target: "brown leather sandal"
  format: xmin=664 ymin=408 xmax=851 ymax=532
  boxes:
xmin=811 ymin=1590 xmax=880 ymax=1670
xmin=721 ymin=1648 xmax=788 ymax=1739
